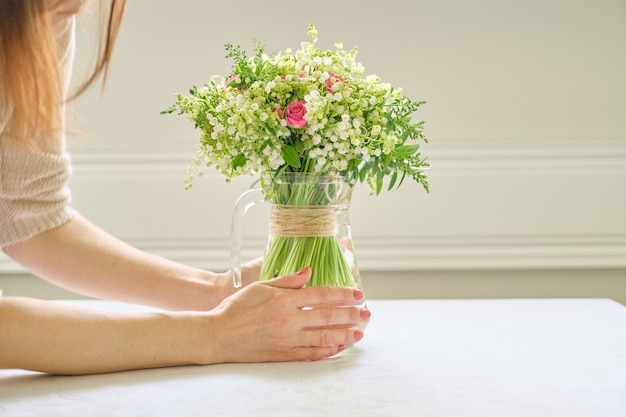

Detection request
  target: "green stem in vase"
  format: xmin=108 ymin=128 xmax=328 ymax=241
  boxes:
xmin=260 ymin=236 xmax=354 ymax=287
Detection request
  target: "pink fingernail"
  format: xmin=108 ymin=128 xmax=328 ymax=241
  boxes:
xmin=360 ymin=309 xmax=371 ymax=321
xmin=353 ymin=289 xmax=364 ymax=301
xmin=296 ymin=266 xmax=311 ymax=276
xmin=354 ymin=330 xmax=364 ymax=342
xmin=337 ymin=344 xmax=346 ymax=352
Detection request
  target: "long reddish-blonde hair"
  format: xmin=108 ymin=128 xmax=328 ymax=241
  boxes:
xmin=0 ymin=0 xmax=126 ymax=143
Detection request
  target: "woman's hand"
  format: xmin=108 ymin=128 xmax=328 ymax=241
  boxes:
xmin=213 ymin=257 xmax=263 ymax=303
xmin=199 ymin=267 xmax=370 ymax=364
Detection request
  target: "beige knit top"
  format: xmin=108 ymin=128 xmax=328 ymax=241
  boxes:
xmin=0 ymin=21 xmax=77 ymax=248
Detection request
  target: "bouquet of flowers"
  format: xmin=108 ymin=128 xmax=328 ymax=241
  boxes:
xmin=164 ymin=24 xmax=429 ymax=287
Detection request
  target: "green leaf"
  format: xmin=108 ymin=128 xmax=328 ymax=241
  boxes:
xmin=281 ymin=145 xmax=301 ymax=168
xmin=232 ymin=154 xmax=247 ymax=170
xmin=358 ymin=166 xmax=367 ymax=183
xmin=397 ymin=169 xmax=407 ymax=188
xmin=387 ymin=171 xmax=398 ymax=191
xmin=376 ymin=167 xmax=384 ymax=195
xmin=395 ymin=144 xmax=420 ymax=156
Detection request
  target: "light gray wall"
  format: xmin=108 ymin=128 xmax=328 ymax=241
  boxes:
xmin=73 ymin=0 xmax=626 ymax=145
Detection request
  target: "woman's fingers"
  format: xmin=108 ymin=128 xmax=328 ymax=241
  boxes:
xmin=265 ymin=266 xmax=313 ymax=289
xmin=295 ymin=285 xmax=365 ymax=308
xmin=300 ymin=305 xmax=370 ymax=329
xmin=266 ymin=267 xmax=365 ymax=308
xmin=260 ymin=345 xmax=344 ymax=362
xmin=257 ymin=329 xmax=361 ymax=362
xmin=301 ymin=327 xmax=364 ymax=348
xmin=281 ymin=345 xmax=346 ymax=362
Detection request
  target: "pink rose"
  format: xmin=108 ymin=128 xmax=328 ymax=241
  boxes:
xmin=325 ymin=72 xmax=344 ymax=93
xmin=285 ymin=101 xmax=307 ymax=128
xmin=223 ymin=75 xmax=238 ymax=89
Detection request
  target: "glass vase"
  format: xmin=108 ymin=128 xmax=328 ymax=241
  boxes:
xmin=230 ymin=172 xmax=365 ymax=294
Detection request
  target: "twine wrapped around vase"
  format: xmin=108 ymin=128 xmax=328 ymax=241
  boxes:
xmin=270 ymin=206 xmax=337 ymax=237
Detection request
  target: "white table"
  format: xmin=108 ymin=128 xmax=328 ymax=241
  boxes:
xmin=1 ymin=298 xmax=625 ymax=417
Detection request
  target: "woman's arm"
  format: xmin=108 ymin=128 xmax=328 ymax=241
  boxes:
xmin=0 ymin=296 xmax=202 ymax=374
xmin=0 ymin=269 xmax=368 ymax=375
xmin=2 ymin=215 xmax=255 ymax=311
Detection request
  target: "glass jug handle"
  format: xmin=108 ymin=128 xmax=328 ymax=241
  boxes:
xmin=230 ymin=188 xmax=265 ymax=288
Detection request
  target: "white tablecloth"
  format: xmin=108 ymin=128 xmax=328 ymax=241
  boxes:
xmin=1 ymin=298 xmax=625 ymax=417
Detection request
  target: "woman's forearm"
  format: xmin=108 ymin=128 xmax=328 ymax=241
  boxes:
xmin=0 ymin=297 xmax=207 ymax=375
xmin=3 ymin=215 xmax=227 ymax=311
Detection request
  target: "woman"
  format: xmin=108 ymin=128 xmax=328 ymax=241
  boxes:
xmin=0 ymin=0 xmax=369 ymax=375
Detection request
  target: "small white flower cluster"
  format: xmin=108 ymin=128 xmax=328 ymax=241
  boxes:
xmin=167 ymin=24 xmax=428 ymax=193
